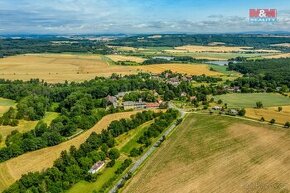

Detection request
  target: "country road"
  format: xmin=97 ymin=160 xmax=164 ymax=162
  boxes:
xmin=109 ymin=104 xmax=186 ymax=193
xmin=108 ymin=103 xmax=285 ymax=193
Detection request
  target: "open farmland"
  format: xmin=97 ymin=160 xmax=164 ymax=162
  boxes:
xmin=111 ymin=46 xmax=275 ymax=60
xmin=133 ymin=63 xmax=221 ymax=76
xmin=123 ymin=113 xmax=290 ymax=193
xmin=0 ymin=111 xmax=139 ymax=192
xmin=106 ymin=54 xmax=146 ymax=63
xmin=245 ymin=106 xmax=290 ymax=124
xmin=167 ymin=45 xmax=280 ymax=53
xmin=0 ymin=54 xmax=135 ymax=83
xmin=214 ymin=93 xmax=290 ymax=108
xmin=264 ymin=53 xmax=290 ymax=59
xmin=0 ymin=54 xmax=225 ymax=83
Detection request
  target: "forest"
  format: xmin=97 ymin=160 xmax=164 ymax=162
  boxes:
xmin=0 ymin=38 xmax=112 ymax=57
xmin=228 ymin=58 xmax=290 ymax=88
xmin=109 ymin=34 xmax=290 ymax=49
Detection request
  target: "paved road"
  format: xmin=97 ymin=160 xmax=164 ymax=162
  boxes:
xmin=109 ymin=105 xmax=185 ymax=193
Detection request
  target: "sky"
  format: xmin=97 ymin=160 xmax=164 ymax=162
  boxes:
xmin=1 ymin=0 xmax=290 ymax=34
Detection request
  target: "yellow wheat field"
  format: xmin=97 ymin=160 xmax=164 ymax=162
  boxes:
xmin=133 ymin=63 xmax=221 ymax=76
xmin=106 ymin=54 xmax=145 ymax=63
xmin=245 ymin=106 xmax=290 ymax=124
xmin=264 ymin=53 xmax=290 ymax=59
xmin=166 ymin=45 xmax=280 ymax=53
xmin=0 ymin=54 xmax=222 ymax=83
xmin=0 ymin=54 xmax=135 ymax=82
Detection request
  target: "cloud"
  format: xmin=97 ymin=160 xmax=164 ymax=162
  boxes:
xmin=0 ymin=0 xmax=290 ymax=34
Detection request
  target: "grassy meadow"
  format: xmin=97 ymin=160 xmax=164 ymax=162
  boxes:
xmin=0 ymin=98 xmax=16 ymax=116
xmin=123 ymin=113 xmax=290 ymax=193
xmin=214 ymin=93 xmax=290 ymax=108
xmin=0 ymin=112 xmax=59 ymax=148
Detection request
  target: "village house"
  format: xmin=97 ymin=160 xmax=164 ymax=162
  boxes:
xmin=226 ymin=86 xmax=241 ymax=93
xmin=189 ymin=96 xmax=197 ymax=101
xmin=106 ymin=95 xmax=117 ymax=108
xmin=180 ymin=92 xmax=187 ymax=97
xmin=212 ymin=106 xmax=222 ymax=110
xmin=167 ymin=77 xmax=180 ymax=86
xmin=115 ymin=92 xmax=127 ymax=99
xmin=228 ymin=109 xmax=238 ymax=116
xmin=88 ymin=161 xmax=105 ymax=174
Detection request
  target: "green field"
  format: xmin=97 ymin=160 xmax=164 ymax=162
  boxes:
xmin=67 ymin=160 xmax=123 ymax=193
xmin=119 ymin=121 xmax=153 ymax=154
xmin=0 ymin=112 xmax=59 ymax=147
xmin=123 ymin=113 xmax=290 ymax=193
xmin=0 ymin=98 xmax=16 ymax=115
xmin=0 ymin=98 xmax=15 ymax=107
xmin=214 ymin=93 xmax=290 ymax=108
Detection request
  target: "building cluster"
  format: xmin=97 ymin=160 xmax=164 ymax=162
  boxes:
xmin=224 ymin=86 xmax=241 ymax=93
xmin=166 ymin=75 xmax=192 ymax=86
xmin=211 ymin=106 xmax=239 ymax=116
xmin=106 ymin=92 xmax=162 ymax=110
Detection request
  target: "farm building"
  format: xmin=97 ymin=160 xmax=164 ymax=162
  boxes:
xmin=106 ymin=95 xmax=118 ymax=108
xmin=123 ymin=101 xmax=146 ymax=110
xmin=180 ymin=92 xmax=187 ymax=97
xmin=226 ymin=86 xmax=241 ymax=93
xmin=228 ymin=109 xmax=238 ymax=116
xmin=189 ymin=96 xmax=197 ymax=101
xmin=146 ymin=102 xmax=160 ymax=108
xmin=115 ymin=92 xmax=127 ymax=99
xmin=88 ymin=161 xmax=105 ymax=174
xmin=212 ymin=106 xmax=222 ymax=110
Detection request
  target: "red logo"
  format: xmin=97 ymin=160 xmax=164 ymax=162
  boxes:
xmin=249 ymin=9 xmax=277 ymax=22
xmin=249 ymin=9 xmax=277 ymax=18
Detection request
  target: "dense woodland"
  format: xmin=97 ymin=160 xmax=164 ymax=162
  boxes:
xmin=109 ymin=34 xmax=290 ymax=49
xmin=229 ymin=58 xmax=290 ymax=89
xmin=0 ymin=38 xmax=112 ymax=57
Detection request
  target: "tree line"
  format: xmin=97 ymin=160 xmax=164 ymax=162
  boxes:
xmin=4 ymin=110 xmax=172 ymax=193
xmin=0 ymin=38 xmax=112 ymax=57
xmin=228 ymin=58 xmax=290 ymax=90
